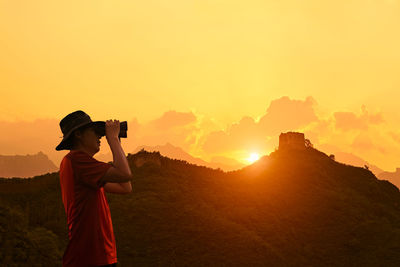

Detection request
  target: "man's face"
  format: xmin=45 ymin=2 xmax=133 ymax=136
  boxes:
xmin=77 ymin=126 xmax=102 ymax=154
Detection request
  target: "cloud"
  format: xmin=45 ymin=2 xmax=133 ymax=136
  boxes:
xmin=129 ymin=110 xmax=201 ymax=154
xmin=201 ymin=96 xmax=319 ymax=154
xmin=257 ymin=96 xmax=318 ymax=135
xmin=389 ymin=131 xmax=400 ymax=144
xmin=202 ymin=116 xmax=268 ymax=155
xmin=0 ymin=118 xmax=64 ymax=167
xmin=148 ymin=110 xmax=197 ymax=130
xmin=351 ymin=133 xmax=386 ymax=154
xmin=303 ymin=118 xmax=334 ymax=146
xmin=0 ymin=116 xmax=144 ymax=169
xmin=334 ymin=105 xmax=384 ymax=131
xmin=334 ymin=112 xmax=368 ymax=131
xmin=308 ymin=106 xmax=399 ymax=170
xmin=199 ymin=99 xmax=399 ymax=170
xmin=1 ymin=99 xmax=398 ymax=172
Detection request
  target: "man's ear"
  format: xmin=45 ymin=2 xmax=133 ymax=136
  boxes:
xmin=72 ymin=129 xmax=83 ymax=143
xmin=73 ymin=129 xmax=80 ymax=138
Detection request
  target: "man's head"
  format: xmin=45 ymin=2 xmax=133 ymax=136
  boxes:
xmin=56 ymin=110 xmax=103 ymax=154
xmin=70 ymin=124 xmax=102 ymax=155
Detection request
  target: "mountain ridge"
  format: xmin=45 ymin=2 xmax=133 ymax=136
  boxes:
xmin=0 ymin=151 xmax=58 ymax=178
xmin=1 ymin=146 xmax=400 ymax=266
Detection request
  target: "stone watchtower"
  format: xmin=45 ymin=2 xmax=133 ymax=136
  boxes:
xmin=279 ymin=132 xmax=305 ymax=150
xmin=132 ymin=150 xmax=162 ymax=168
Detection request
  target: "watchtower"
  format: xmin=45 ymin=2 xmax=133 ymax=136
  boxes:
xmin=279 ymin=132 xmax=305 ymax=150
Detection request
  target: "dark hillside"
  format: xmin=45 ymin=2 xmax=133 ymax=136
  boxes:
xmin=1 ymin=148 xmax=400 ymax=266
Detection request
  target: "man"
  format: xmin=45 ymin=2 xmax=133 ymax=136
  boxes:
xmin=56 ymin=110 xmax=133 ymax=267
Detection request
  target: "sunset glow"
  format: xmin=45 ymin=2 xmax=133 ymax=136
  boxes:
xmin=247 ymin=153 xmax=260 ymax=164
xmin=2 ymin=2 xmax=400 ymax=266
xmin=1 ymin=0 xmax=400 ymax=173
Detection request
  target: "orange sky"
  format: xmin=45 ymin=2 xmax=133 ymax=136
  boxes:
xmin=1 ymin=0 xmax=399 ymax=171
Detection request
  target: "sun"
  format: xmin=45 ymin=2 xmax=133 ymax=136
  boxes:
xmin=246 ymin=153 xmax=260 ymax=164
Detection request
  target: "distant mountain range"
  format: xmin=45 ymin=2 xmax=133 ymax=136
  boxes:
xmin=378 ymin=168 xmax=400 ymax=189
xmin=327 ymin=151 xmax=400 ymax=189
xmin=1 ymin=146 xmax=399 ymax=266
xmin=0 ymin=151 xmax=58 ymax=178
xmin=332 ymin=151 xmax=384 ymax=175
xmin=95 ymin=142 xmax=246 ymax=171
xmin=1 ymin=143 xmax=399 ymax=190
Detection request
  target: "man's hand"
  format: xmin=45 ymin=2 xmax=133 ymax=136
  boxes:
xmin=105 ymin=120 xmax=120 ymax=141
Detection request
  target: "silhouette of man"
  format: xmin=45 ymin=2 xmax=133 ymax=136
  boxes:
xmin=56 ymin=110 xmax=133 ymax=267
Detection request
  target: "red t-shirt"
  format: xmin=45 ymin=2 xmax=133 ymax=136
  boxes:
xmin=59 ymin=150 xmax=117 ymax=267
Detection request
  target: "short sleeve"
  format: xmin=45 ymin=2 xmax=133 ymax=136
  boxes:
xmin=71 ymin=151 xmax=113 ymax=189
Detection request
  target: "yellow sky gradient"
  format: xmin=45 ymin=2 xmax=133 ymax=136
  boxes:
xmin=1 ymin=0 xmax=399 ymax=171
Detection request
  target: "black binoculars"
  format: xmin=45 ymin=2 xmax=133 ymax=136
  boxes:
xmin=94 ymin=121 xmax=128 ymax=138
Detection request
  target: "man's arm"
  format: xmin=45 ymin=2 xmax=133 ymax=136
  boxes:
xmin=103 ymin=136 xmax=132 ymax=194
xmin=104 ymin=181 xmax=131 ymax=194
xmin=98 ymin=120 xmax=132 ymax=194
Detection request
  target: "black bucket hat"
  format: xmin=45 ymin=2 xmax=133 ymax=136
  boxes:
xmin=56 ymin=110 xmax=103 ymax=151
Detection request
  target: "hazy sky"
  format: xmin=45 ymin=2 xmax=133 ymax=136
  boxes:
xmin=1 ymin=0 xmax=399 ymax=171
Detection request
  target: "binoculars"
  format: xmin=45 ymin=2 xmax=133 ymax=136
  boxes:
xmin=94 ymin=121 xmax=128 ymax=138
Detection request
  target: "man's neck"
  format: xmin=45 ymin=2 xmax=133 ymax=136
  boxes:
xmin=71 ymin=147 xmax=95 ymax=157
